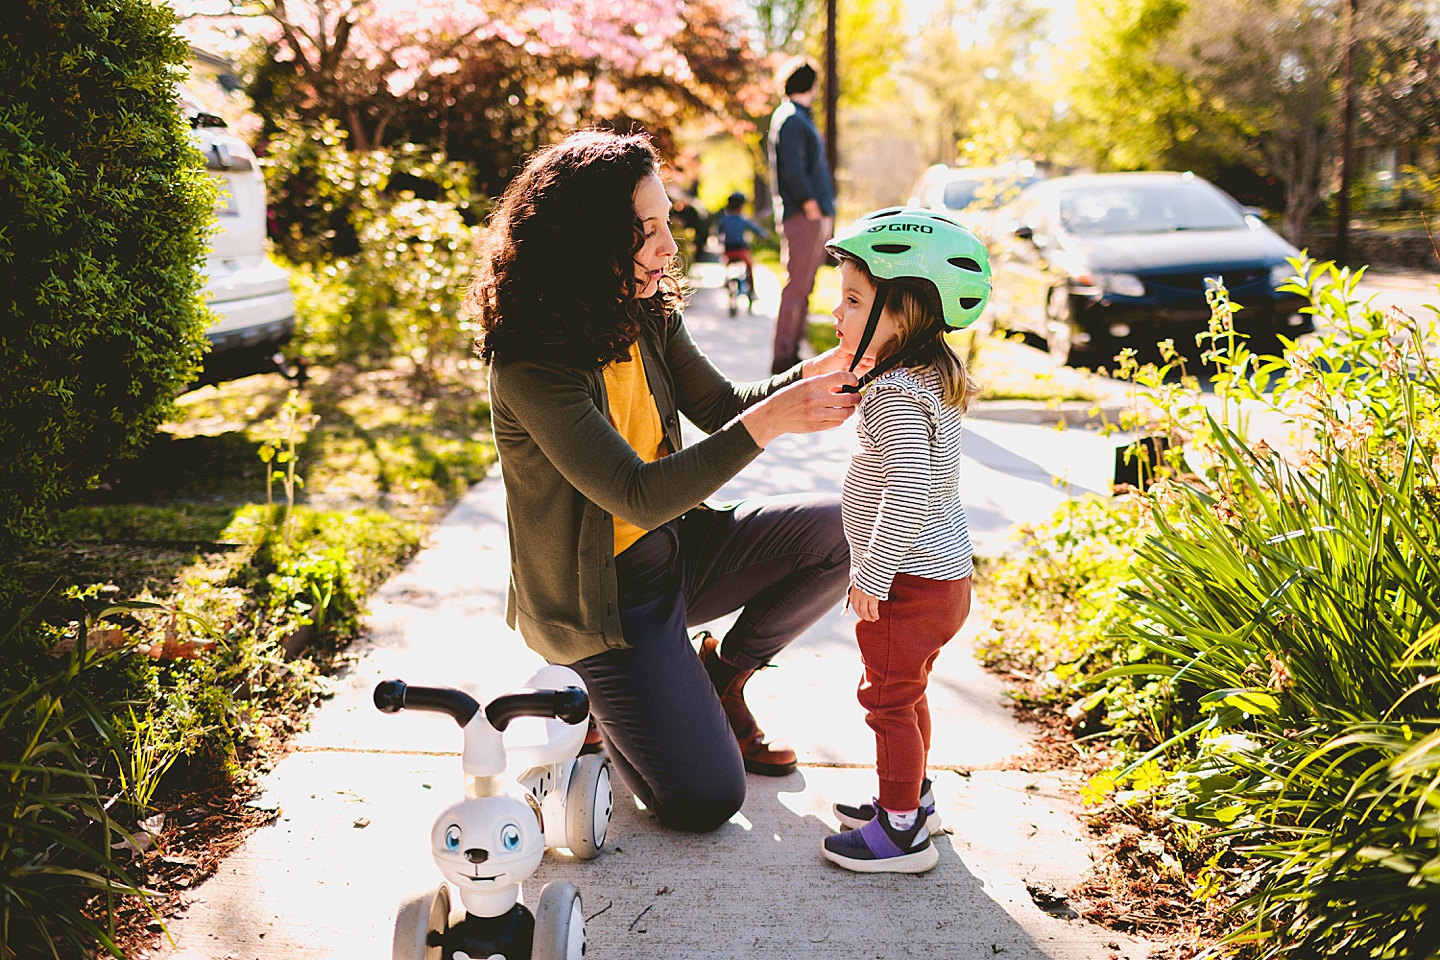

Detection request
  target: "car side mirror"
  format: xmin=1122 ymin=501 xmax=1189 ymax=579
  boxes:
xmin=1014 ymin=224 xmax=1035 ymax=242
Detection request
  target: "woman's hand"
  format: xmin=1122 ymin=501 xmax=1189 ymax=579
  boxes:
xmin=848 ymin=584 xmax=881 ymax=622
xmin=739 ymin=370 xmax=860 ymax=447
xmin=803 ymin=346 xmax=876 ymax=380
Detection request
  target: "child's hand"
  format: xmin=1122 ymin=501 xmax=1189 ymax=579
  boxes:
xmin=848 ymin=584 xmax=881 ymax=621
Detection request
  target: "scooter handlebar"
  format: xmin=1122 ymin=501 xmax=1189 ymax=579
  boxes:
xmin=374 ymin=680 xmax=589 ymax=731
xmin=486 ymin=687 xmax=590 ymax=731
xmin=373 ymin=679 xmax=481 ymax=728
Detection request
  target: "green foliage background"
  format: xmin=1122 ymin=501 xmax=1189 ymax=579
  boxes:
xmin=0 ymin=0 xmax=214 ymax=576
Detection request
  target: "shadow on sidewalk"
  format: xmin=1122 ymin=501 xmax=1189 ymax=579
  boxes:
xmin=527 ymin=766 xmax=1069 ymax=960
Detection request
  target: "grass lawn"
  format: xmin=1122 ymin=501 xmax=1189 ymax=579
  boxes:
xmin=26 ymin=361 xmax=497 ymax=657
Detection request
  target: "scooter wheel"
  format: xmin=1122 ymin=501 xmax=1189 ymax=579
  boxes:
xmin=564 ymin=753 xmax=612 ymax=860
xmin=533 ymin=880 xmax=586 ymax=960
xmin=392 ymin=884 xmax=450 ymax=960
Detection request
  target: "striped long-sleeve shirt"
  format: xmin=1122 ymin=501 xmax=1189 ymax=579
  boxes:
xmin=841 ymin=366 xmax=973 ymax=600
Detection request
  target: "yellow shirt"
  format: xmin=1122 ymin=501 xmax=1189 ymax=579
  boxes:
xmin=602 ymin=341 xmax=666 ymax=555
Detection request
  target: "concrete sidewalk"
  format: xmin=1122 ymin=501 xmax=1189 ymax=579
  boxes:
xmin=153 ymin=265 xmax=1149 ymax=960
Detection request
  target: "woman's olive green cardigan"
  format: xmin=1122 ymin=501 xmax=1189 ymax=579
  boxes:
xmin=487 ymin=309 xmax=802 ymax=664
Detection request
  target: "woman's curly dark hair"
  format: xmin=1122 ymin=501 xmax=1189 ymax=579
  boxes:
xmin=469 ymin=129 xmax=685 ymax=368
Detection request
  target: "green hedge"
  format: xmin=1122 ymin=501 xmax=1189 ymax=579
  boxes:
xmin=0 ymin=0 xmax=214 ymax=571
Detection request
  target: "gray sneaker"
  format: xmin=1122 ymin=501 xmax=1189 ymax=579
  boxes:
xmin=833 ymin=777 xmax=940 ymax=831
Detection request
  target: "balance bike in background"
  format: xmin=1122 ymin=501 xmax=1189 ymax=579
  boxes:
xmin=375 ymin=665 xmax=613 ymax=960
xmin=725 ymin=257 xmax=754 ymax=317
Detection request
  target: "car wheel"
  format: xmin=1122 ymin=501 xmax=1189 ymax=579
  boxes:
xmin=1045 ymin=287 xmax=1080 ymax=366
xmin=1045 ymin=287 xmax=1117 ymax=371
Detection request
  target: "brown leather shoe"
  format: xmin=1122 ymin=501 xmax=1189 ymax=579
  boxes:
xmin=697 ymin=632 xmax=797 ymax=776
xmin=579 ymin=717 xmax=605 ymax=756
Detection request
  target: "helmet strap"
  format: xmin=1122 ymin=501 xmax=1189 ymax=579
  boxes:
xmin=846 ymin=316 xmax=949 ymax=393
xmin=841 ymin=281 xmax=891 ymax=392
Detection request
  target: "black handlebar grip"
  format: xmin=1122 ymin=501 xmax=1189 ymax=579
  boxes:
xmin=373 ymin=679 xmax=481 ymax=728
xmin=373 ymin=679 xmax=407 ymax=713
xmin=485 ymin=686 xmax=590 ymax=731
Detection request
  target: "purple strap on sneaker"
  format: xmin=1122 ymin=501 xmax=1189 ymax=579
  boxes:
xmin=854 ymin=810 xmax=906 ymax=858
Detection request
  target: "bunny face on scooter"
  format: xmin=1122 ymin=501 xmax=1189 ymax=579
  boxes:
xmin=432 ymin=794 xmax=545 ymax=918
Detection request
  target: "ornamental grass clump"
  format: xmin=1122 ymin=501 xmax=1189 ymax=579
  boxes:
xmin=0 ymin=606 xmax=166 ymax=960
xmin=1089 ymin=259 xmax=1440 ymax=957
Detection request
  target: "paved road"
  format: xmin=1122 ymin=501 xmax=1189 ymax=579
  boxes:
xmin=153 ymin=264 xmax=1145 ymax=960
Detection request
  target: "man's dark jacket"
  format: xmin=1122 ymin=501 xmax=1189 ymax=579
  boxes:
xmin=768 ymin=98 xmax=835 ymax=222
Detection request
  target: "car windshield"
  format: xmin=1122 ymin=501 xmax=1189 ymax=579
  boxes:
xmin=1057 ymin=181 xmax=1247 ymax=236
xmin=943 ymin=175 xmax=1039 ymax=212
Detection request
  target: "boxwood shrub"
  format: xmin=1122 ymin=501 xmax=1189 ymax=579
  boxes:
xmin=0 ymin=0 xmax=214 ymax=579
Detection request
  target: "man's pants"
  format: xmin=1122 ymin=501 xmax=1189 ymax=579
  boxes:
xmin=570 ymin=495 xmax=849 ymax=832
xmin=774 ymin=214 xmax=834 ymax=374
xmin=855 ymin=573 xmax=973 ymax=812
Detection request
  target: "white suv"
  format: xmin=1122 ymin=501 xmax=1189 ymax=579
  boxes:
xmin=188 ymin=108 xmax=299 ymax=386
xmin=906 ymin=161 xmax=1045 ymax=242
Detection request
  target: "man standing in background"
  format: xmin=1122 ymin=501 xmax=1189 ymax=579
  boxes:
xmin=768 ymin=59 xmax=836 ymax=375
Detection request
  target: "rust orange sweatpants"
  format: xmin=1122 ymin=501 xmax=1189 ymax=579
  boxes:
xmin=855 ymin=573 xmax=973 ymax=811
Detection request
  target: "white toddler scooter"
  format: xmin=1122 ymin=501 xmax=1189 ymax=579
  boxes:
xmin=374 ymin=665 xmax=613 ymax=960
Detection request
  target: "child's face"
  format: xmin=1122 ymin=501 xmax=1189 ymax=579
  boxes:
xmin=833 ymin=260 xmax=899 ymax=362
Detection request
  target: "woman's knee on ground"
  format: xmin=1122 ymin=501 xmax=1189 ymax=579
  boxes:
xmin=650 ymin=776 xmax=746 ymax=833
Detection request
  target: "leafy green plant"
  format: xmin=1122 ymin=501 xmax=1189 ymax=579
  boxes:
xmin=0 ymin=605 xmax=165 ymax=959
xmin=984 ymin=254 xmax=1440 ymax=955
xmin=109 ymin=706 xmax=183 ymax=824
xmin=975 ymin=492 xmax=1149 ymax=694
xmin=262 ymin=123 xmax=485 ymax=383
xmin=353 ymin=193 xmax=480 ymax=388
xmin=1097 ymin=262 xmax=1440 ymax=956
xmin=266 ymin=545 xmax=353 ymax=639
xmin=258 ymin=389 xmax=319 ymax=544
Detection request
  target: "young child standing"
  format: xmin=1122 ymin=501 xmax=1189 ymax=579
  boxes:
xmin=819 ymin=207 xmax=992 ymax=874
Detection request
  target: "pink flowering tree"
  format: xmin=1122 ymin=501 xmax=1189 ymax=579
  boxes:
xmin=180 ymin=0 xmax=766 ymax=181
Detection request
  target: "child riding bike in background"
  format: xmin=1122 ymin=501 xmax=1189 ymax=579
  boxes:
xmin=715 ymin=192 xmax=768 ymax=313
xmin=820 ymin=207 xmax=993 ymax=874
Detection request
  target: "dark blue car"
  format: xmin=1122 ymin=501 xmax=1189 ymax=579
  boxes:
xmin=989 ymin=171 xmax=1312 ymax=368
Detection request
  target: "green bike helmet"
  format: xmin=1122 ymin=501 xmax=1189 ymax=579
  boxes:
xmin=826 ymin=206 xmax=991 ymax=390
xmin=826 ymin=206 xmax=992 ymax=330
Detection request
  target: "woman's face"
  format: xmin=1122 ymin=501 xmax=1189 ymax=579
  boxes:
xmin=833 ymin=260 xmax=899 ymax=361
xmin=632 ymin=173 xmax=678 ymax=299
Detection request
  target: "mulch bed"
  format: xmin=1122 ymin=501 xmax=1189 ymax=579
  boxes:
xmin=983 ymin=667 xmax=1242 ymax=960
xmin=108 ymin=783 xmax=279 ymax=959
xmin=105 ymin=690 xmax=319 ymax=959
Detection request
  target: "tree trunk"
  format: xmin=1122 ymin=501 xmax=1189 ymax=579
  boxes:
xmin=346 ymin=103 xmax=371 ymax=152
xmin=1276 ymin=114 xmax=1326 ymax=246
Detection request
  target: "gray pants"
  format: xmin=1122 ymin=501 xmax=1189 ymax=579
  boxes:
xmin=570 ymin=495 xmax=848 ymax=832
xmin=773 ymin=214 xmax=834 ymax=374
